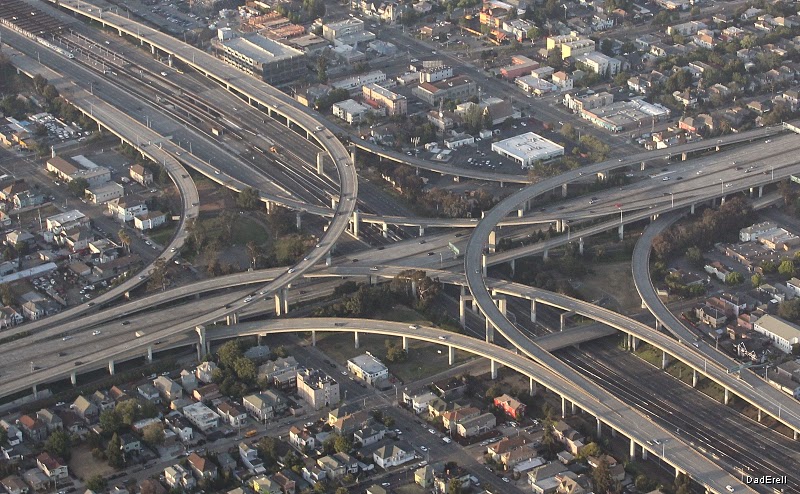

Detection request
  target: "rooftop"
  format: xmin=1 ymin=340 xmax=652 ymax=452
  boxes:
xmin=221 ymin=34 xmax=303 ymax=63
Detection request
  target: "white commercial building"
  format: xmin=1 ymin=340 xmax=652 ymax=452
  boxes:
xmin=491 ymin=132 xmax=565 ymax=168
xmin=347 ymin=353 xmax=388 ymax=385
xmin=331 ymin=71 xmax=386 ymax=93
xmin=332 ymin=99 xmax=372 ymax=124
xmin=182 ymin=402 xmax=220 ymax=432
xmin=753 ymin=315 xmax=800 ymax=354
xmin=576 ymin=52 xmax=622 ymax=76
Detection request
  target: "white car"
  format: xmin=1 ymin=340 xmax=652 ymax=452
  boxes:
xmin=726 ymin=487 xmax=734 ymax=493
xmin=92 ymin=330 xmax=101 ymax=336
xmin=420 ymin=445 xmax=428 ymax=452
xmin=428 ymin=428 xmax=436 ymax=434
xmin=244 ymin=296 xmax=253 ymax=303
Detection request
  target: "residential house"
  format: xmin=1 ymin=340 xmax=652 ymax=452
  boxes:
xmin=1 ymin=475 xmax=29 ymax=494
xmin=120 ymin=433 xmax=142 ymax=454
xmin=441 ymin=407 xmax=480 ymax=432
xmin=552 ymin=421 xmax=585 ymax=455
xmin=252 ymin=476 xmax=282 ymax=494
xmin=130 ymin=165 xmax=153 ymax=186
xmin=154 ymin=376 xmax=183 ymax=402
xmin=194 ymin=383 xmax=223 ymax=403
xmin=695 ymin=304 xmax=727 ymax=328
xmin=138 ymin=383 xmax=161 ymax=404
xmin=36 ymin=452 xmax=68 ymax=480
xmin=243 ymin=394 xmax=275 ymax=421
xmin=22 ymin=469 xmax=49 ymax=492
xmin=354 ymin=426 xmax=385 ymax=446
xmin=188 ymin=452 xmax=219 ymax=480
xmin=289 ymin=426 xmax=317 ymax=450
xmin=36 ymin=409 xmax=63 ymax=433
xmin=272 ymin=472 xmax=296 ymax=494
xmin=347 ymin=353 xmax=389 ymax=385
xmin=164 ymin=465 xmax=196 ymax=490
xmin=217 ymin=401 xmax=248 ymax=427
xmin=72 ymin=395 xmax=99 ymax=423
xmin=494 ymin=394 xmax=527 ymax=419
xmin=196 ymin=361 xmax=218 ymax=384
xmin=240 ymin=442 xmax=267 ymax=474
xmin=403 ymin=391 xmax=439 ymax=414
xmin=373 ymin=441 xmax=415 ymax=469
xmin=108 ymin=197 xmax=148 ymax=223
xmin=433 ymin=377 xmax=467 ymax=400
xmin=165 ymin=415 xmax=194 ymax=443
xmin=528 ymin=462 xmax=569 ymax=493
xmin=138 ymin=479 xmax=167 ymax=494
xmin=133 ymin=211 xmax=167 ymax=231
xmin=456 ymin=413 xmax=497 ymax=438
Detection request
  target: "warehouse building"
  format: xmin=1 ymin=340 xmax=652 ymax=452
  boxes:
xmin=491 ymin=132 xmax=564 ymax=169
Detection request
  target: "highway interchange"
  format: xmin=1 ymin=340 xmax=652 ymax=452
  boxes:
xmin=0 ymin=1 xmax=799 ymax=492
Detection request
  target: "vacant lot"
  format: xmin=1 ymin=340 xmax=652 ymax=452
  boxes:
xmin=579 ymin=261 xmax=642 ymax=313
xmin=69 ymin=443 xmax=114 ymax=481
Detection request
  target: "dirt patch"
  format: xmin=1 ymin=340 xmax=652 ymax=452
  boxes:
xmin=578 ymin=261 xmax=641 ymax=313
xmin=68 ymin=443 xmax=115 ymax=481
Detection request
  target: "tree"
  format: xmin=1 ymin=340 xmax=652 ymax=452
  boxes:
xmin=592 ymin=456 xmax=613 ymax=493
xmin=674 ymin=473 xmax=691 ymax=494
xmin=685 ymin=246 xmax=704 ymax=267
xmin=45 ymin=430 xmax=71 ymax=460
xmin=143 ymin=423 xmax=165 ymax=446
xmin=246 ymin=241 xmax=262 ymax=269
xmin=335 ymin=489 xmax=349 ymax=494
xmin=217 ymin=339 xmax=244 ymax=368
xmin=237 ymin=187 xmax=261 ymax=210
xmin=779 ymin=259 xmax=796 ymax=279
xmin=99 ymin=409 xmax=122 ymax=436
xmin=106 ymin=433 xmax=124 ymax=468
xmin=233 ymin=356 xmax=257 ymax=382
xmin=333 ymin=435 xmax=352 ymax=453
xmin=67 ymin=177 xmax=89 ymax=198
xmin=526 ymin=26 xmax=540 ymax=39
xmin=725 ymin=271 xmax=743 ymax=285
xmin=751 ymin=273 xmax=764 ymax=288
xmin=447 ymin=478 xmax=463 ymax=494
xmin=0 ymin=283 xmax=13 ymax=306
xmin=779 ymin=298 xmax=800 ymax=323
xmin=86 ymin=475 xmax=107 ymax=492
xmin=579 ymin=442 xmax=601 ymax=459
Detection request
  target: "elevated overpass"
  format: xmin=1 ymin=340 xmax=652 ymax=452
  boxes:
xmin=0 ymin=313 xmax=756 ymax=494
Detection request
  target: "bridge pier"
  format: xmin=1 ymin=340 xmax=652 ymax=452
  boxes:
xmin=518 ymin=208 xmax=524 ymax=217
xmin=331 ymin=197 xmax=339 ymax=209
xmin=724 ymin=388 xmax=730 ymax=405
xmin=274 ymin=288 xmax=289 ymax=316
xmin=32 ymin=384 xmax=38 ymax=399
xmin=561 ymin=396 xmax=567 ymax=418
xmin=681 ymin=152 xmax=687 ymax=161
xmin=757 ymin=408 xmax=761 ymax=422
xmin=490 ymin=359 xmax=497 ymax=379
xmin=488 ymin=230 xmax=497 ymax=253
xmin=579 ymin=238 xmax=584 ymax=255
xmin=596 ymin=418 xmax=602 ymax=438
xmin=296 ymin=212 xmax=302 ymax=230
xmin=642 ymin=448 xmax=648 ymax=461
xmin=354 ymin=331 xmax=360 ymax=348
xmin=147 ymin=345 xmax=153 ymax=363
xmin=196 ymin=325 xmax=207 ymax=360
xmin=641 ymin=161 xmax=646 ymax=171
xmin=311 ymin=330 xmax=316 ymax=346
xmin=662 ymin=351 xmax=668 ymax=369
xmin=560 ymin=311 xmax=575 ymax=331
xmin=226 ymin=313 xmax=239 ymax=325
xmin=402 ymin=336 xmax=408 ymax=352
xmin=382 ymin=223 xmax=389 ymax=238
xmin=459 ymin=292 xmax=474 ymax=328
xmin=108 ymin=359 xmax=115 ymax=375
xmin=509 ymin=259 xmax=515 ymax=276
xmin=316 ymin=153 xmax=325 ymax=175
xmin=543 ymin=249 xmax=548 ymax=260
xmin=71 ymin=372 xmax=77 ymax=386
xmin=629 ymin=438 xmax=636 ymax=459
xmin=618 ymin=224 xmax=624 ymax=240
xmin=481 ymin=254 xmax=488 ymax=277
xmin=265 ymin=200 xmax=273 ymax=214
xmin=449 ymin=345 xmax=455 ymax=366
xmin=485 ymin=319 xmax=494 ymax=343
xmin=529 ymin=376 xmax=537 ymax=396
xmin=562 ymin=183 xmax=568 ymax=197
xmin=351 ymin=210 xmax=361 ymax=237
xmin=692 ymin=369 xmax=698 ymax=387
xmin=419 ymin=226 xmax=425 ymax=237
xmin=758 ymin=185 xmax=764 ymax=197
xmin=571 ymin=402 xmax=576 ymax=415
xmin=326 ymin=251 xmax=332 ymax=267
xmin=690 ymin=203 xmax=695 ymax=214
xmin=631 ymin=336 xmax=638 ymax=351
xmin=531 ymin=299 xmax=537 ymax=323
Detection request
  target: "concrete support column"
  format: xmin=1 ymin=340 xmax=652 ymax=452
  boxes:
xmin=531 ymin=299 xmax=537 ymax=323
xmin=757 ymin=408 xmax=761 ymax=422
xmin=510 ymin=259 xmax=515 ymax=276
xmin=681 ymin=152 xmax=688 ymax=161
xmin=331 ymin=197 xmax=339 ymax=209
xmin=529 ymin=377 xmax=536 ymax=396
xmin=724 ymin=388 xmax=730 ymax=405
xmin=494 ymin=295 xmax=507 ymax=317
xmin=296 ymin=212 xmax=302 ymax=230
xmin=629 ymin=438 xmax=636 ymax=459
xmin=459 ymin=293 xmax=473 ymax=328
xmin=354 ymin=331 xmax=360 ymax=349
xmin=326 ymin=251 xmax=332 ymax=267
xmin=758 ymin=185 xmax=764 ymax=197
xmin=561 ymin=183 xmax=568 ymax=197
xmin=481 ymin=254 xmax=488 ymax=277
xmin=611 ymin=428 xmax=617 ymax=438
xmin=351 ymin=210 xmax=361 ymax=237
xmin=690 ymin=203 xmax=695 ymax=214
xmin=631 ymin=336 xmax=638 ymax=351
xmin=382 ymin=222 xmax=389 ymax=238
xmin=794 ymin=430 xmax=798 ymax=441
xmin=641 ymin=161 xmax=646 ymax=171
xmin=692 ymin=369 xmax=698 ymax=387
xmin=543 ymin=249 xmax=549 ymax=260
xmin=642 ymin=449 xmax=648 ymax=461
xmin=147 ymin=345 xmax=153 ymax=363
xmin=555 ymin=219 xmax=564 ymax=233
xmin=596 ymin=418 xmax=602 ymax=438
xmin=196 ymin=325 xmax=207 ymax=360
xmin=561 ymin=396 xmax=567 ymax=418
xmin=579 ymin=238 xmax=584 ymax=255
xmin=490 ymin=359 xmax=497 ymax=379
xmin=402 ymin=336 xmax=408 ymax=352
xmin=350 ymin=146 xmax=356 ymax=168
xmin=518 ymin=208 xmax=524 ymax=217
xmin=618 ymin=223 xmax=624 ymax=240
xmin=488 ymin=230 xmax=497 ymax=253
xmin=485 ymin=318 xmax=494 ymax=343
xmin=265 ymin=200 xmax=273 ymax=214
xmin=750 ymin=187 xmax=755 ymax=198
xmin=108 ymin=359 xmax=115 ymax=375
xmin=419 ymin=226 xmax=425 ymax=237
xmin=32 ymin=384 xmax=38 ymax=399
xmin=662 ymin=351 xmax=668 ymax=370
xmin=311 ymin=330 xmax=316 ymax=346
xmin=316 ymin=152 xmax=325 ymax=175
xmin=275 ymin=292 xmax=285 ymax=316
xmin=71 ymin=372 xmax=77 ymax=386
xmin=449 ymin=345 xmax=455 ymax=366
xmin=571 ymin=402 xmax=576 ymax=415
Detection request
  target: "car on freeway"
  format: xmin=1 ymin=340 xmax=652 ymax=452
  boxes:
xmin=92 ymin=330 xmax=101 ymax=336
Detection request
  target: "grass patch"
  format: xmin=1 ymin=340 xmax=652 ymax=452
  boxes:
xmin=149 ymin=223 xmax=178 ymax=246
xmin=633 ymin=343 xmax=662 ymax=367
xmin=232 ymin=216 xmax=269 ymax=245
xmin=18 ymin=204 xmax=59 ymax=225
xmin=68 ymin=443 xmax=114 ymax=481
xmin=314 ymin=331 xmax=472 ymax=384
xmin=664 ymin=360 xmax=694 ymax=386
xmin=696 ymin=378 xmax=726 ymax=403
xmin=632 ymin=343 xmax=728 ymax=404
xmin=395 ymin=484 xmax=426 ymax=494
